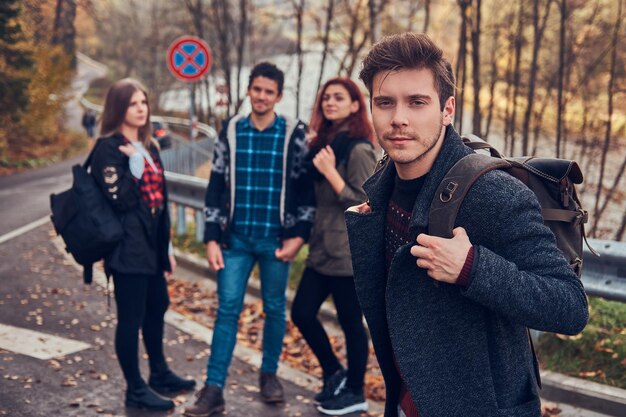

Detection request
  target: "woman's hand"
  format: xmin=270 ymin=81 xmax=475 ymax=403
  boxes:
xmin=313 ymin=145 xmax=346 ymax=195
xmin=118 ymin=143 xmax=137 ymax=157
xmin=312 ymin=146 xmax=337 ymax=177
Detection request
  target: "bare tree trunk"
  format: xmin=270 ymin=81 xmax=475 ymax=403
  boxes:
xmin=455 ymin=1 xmax=470 ymax=133
xmin=316 ymin=0 xmax=335 ymax=94
xmin=592 ymin=0 xmax=623 ymax=236
xmin=556 ymin=0 xmax=567 ymax=158
xmin=576 ymin=89 xmax=590 ymax=169
xmin=346 ymin=30 xmax=373 ymax=76
xmin=470 ymin=0 xmax=481 ymax=136
xmin=484 ymin=26 xmax=498 ymax=140
xmin=509 ymin=0 xmax=524 ymax=156
xmin=522 ymin=0 xmax=552 ymax=155
xmin=338 ymin=0 xmax=371 ymax=77
xmin=616 ymin=208 xmax=626 ymax=241
xmin=368 ymin=0 xmax=388 ymax=43
xmin=52 ymin=0 xmax=77 ymax=68
xmin=503 ymin=10 xmax=515 ymax=152
xmin=406 ymin=0 xmax=420 ymax=32
xmin=294 ymin=0 xmax=305 ymax=119
xmin=234 ymin=0 xmax=248 ymax=113
xmin=184 ymin=0 xmax=205 ymax=38
xmin=213 ymin=0 xmax=233 ymax=117
xmin=596 ymin=155 xmax=626 ymax=223
xmin=183 ymin=0 xmax=207 ymax=118
xmin=531 ymin=83 xmax=554 ymax=156
xmin=203 ymin=78 xmax=213 ymax=123
xmin=423 ymin=0 xmax=431 ymax=33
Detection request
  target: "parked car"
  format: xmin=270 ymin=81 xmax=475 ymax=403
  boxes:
xmin=151 ymin=121 xmax=172 ymax=149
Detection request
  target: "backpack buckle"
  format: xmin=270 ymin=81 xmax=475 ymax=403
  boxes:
xmin=576 ymin=209 xmax=588 ymax=225
xmin=439 ymin=181 xmax=458 ymax=203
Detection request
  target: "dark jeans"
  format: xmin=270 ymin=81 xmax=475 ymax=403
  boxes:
xmin=291 ymin=267 xmax=368 ymax=392
xmin=112 ymin=272 xmax=170 ymax=388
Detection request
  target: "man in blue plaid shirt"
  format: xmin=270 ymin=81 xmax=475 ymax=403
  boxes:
xmin=186 ymin=63 xmax=314 ymax=417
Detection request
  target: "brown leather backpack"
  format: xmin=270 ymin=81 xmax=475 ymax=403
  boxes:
xmin=428 ymin=134 xmax=597 ymax=277
xmin=427 ymin=135 xmax=597 ymax=389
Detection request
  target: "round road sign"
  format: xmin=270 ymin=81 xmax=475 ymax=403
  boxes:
xmin=167 ymin=36 xmax=211 ymax=82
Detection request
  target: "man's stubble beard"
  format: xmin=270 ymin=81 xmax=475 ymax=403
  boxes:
xmin=382 ymin=113 xmax=444 ymax=166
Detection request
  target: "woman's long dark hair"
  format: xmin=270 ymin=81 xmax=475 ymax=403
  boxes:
xmin=100 ymin=78 xmax=153 ymax=148
xmin=309 ymin=77 xmax=374 ymax=150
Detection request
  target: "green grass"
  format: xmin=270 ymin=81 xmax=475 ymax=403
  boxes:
xmin=536 ymin=296 xmax=626 ymax=389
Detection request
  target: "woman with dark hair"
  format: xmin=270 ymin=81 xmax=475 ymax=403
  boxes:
xmin=91 ymin=78 xmax=195 ymax=411
xmin=291 ymin=77 xmax=376 ymax=415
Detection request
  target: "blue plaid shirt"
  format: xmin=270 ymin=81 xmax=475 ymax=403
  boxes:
xmin=232 ymin=115 xmax=286 ymax=238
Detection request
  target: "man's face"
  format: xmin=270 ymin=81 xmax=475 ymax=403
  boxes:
xmin=248 ymin=76 xmax=282 ymax=116
xmin=371 ymin=68 xmax=454 ymax=178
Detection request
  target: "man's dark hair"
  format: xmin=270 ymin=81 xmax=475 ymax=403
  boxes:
xmin=359 ymin=33 xmax=455 ymax=110
xmin=248 ymin=62 xmax=284 ymax=95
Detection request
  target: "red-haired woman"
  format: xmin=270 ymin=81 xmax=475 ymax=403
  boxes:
xmin=291 ymin=78 xmax=376 ymax=415
xmin=91 ymin=78 xmax=195 ymax=411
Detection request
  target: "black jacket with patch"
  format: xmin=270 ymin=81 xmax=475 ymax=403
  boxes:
xmin=91 ymin=133 xmax=171 ymax=276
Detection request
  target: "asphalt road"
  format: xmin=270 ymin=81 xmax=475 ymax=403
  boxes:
xmin=0 ymin=223 xmax=330 ymax=417
xmin=0 ymin=154 xmax=85 ymax=236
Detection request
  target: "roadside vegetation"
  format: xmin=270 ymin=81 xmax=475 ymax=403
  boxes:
xmin=0 ymin=1 xmax=88 ymax=175
xmin=537 ymin=296 xmax=626 ymax=389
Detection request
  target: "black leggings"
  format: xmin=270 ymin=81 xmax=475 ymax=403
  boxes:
xmin=112 ymin=272 xmax=170 ymax=388
xmin=291 ymin=267 xmax=368 ymax=392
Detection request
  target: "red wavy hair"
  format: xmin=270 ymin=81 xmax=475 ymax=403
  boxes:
xmin=309 ymin=77 xmax=374 ymax=150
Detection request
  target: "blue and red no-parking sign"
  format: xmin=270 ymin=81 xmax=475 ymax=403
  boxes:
xmin=167 ymin=36 xmax=212 ymax=82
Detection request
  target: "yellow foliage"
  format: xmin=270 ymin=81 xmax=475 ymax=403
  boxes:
xmin=0 ymin=1 xmax=83 ymax=165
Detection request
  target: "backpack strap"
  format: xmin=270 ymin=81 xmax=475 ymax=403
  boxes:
xmin=428 ymin=153 xmax=511 ymax=238
xmin=527 ymin=328 xmax=542 ymax=388
xmin=82 ymin=139 xmax=103 ymax=170
xmin=461 ymin=134 xmax=503 ymax=158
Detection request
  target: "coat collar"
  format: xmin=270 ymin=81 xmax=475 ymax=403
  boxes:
xmin=363 ymin=126 xmax=473 ymax=232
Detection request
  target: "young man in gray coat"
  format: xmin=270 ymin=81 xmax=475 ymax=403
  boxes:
xmin=345 ymin=33 xmax=588 ymax=417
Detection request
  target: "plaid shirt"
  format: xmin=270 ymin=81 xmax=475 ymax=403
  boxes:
xmin=232 ymin=115 xmax=285 ymax=237
xmin=137 ymin=149 xmax=164 ymax=209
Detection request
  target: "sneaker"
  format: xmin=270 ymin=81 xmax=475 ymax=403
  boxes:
xmin=183 ymin=385 xmax=225 ymax=417
xmin=317 ymin=386 xmax=368 ymax=416
xmin=314 ymin=367 xmax=347 ymax=404
xmin=259 ymin=372 xmax=284 ymax=403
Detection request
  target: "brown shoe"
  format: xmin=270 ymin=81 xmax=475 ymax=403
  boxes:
xmin=259 ymin=372 xmax=284 ymax=403
xmin=183 ymin=385 xmax=225 ymax=417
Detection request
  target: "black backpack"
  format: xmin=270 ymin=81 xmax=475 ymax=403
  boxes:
xmin=50 ymin=143 xmax=123 ymax=284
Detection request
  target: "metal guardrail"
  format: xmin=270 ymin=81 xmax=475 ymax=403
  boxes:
xmin=581 ymin=240 xmax=626 ymax=302
xmin=165 ymin=171 xmax=626 ymax=302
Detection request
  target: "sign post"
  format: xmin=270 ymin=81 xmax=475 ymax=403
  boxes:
xmin=166 ymin=36 xmax=212 ymax=171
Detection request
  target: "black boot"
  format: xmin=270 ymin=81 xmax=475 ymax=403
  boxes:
xmin=125 ymin=381 xmax=175 ymax=411
xmin=149 ymin=363 xmax=196 ymax=394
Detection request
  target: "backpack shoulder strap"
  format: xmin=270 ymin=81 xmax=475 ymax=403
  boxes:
xmin=461 ymin=134 xmax=504 ymax=158
xmin=428 ymin=153 xmax=511 ymax=238
xmin=83 ymin=139 xmax=103 ymax=170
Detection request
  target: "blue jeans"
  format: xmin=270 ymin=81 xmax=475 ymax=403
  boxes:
xmin=206 ymin=233 xmax=290 ymax=388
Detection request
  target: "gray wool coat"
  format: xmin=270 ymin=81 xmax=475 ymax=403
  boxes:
xmin=345 ymin=126 xmax=588 ymax=417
